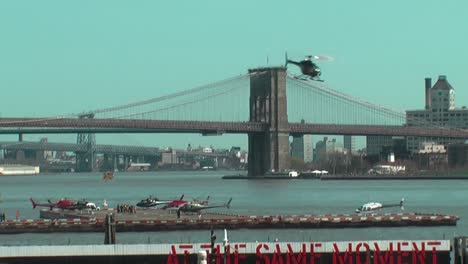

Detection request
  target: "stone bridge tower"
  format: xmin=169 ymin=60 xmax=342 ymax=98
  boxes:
xmin=248 ymin=67 xmax=290 ymax=176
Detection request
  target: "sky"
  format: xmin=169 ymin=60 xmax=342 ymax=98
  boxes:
xmin=0 ymin=0 xmax=467 ymax=150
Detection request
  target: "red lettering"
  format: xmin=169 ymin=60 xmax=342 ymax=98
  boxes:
xmin=216 ymin=245 xmax=222 ymax=264
xmin=373 ymin=242 xmax=394 ymax=264
xmin=333 ymin=243 xmax=353 ymax=264
xmin=286 ymin=243 xmax=306 ymax=264
xmin=178 ymin=244 xmax=193 ymax=249
xmin=224 ymin=244 xmax=231 ymax=264
xmin=431 ymin=244 xmax=437 ymax=264
xmin=355 ymin=243 xmax=370 ymax=264
xmin=271 ymin=244 xmax=284 ymax=264
xmin=234 ymin=244 xmax=247 ymax=264
xmin=256 ymin=243 xmax=270 ymax=264
xmin=411 ymin=242 xmax=426 ymax=264
xmin=200 ymin=244 xmax=211 ymax=249
xmin=310 ymin=243 xmax=322 ymax=264
xmin=178 ymin=244 xmax=193 ymax=264
xmin=166 ymin=245 xmax=179 ymax=264
xmin=397 ymin=242 xmax=410 ymax=264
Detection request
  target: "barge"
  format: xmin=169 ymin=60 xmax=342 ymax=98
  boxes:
xmin=0 ymin=209 xmax=459 ymax=234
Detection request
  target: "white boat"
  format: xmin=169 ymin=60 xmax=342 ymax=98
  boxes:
xmin=0 ymin=165 xmax=40 ymax=176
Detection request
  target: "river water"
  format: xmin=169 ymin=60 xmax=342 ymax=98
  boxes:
xmin=0 ymin=171 xmax=467 ymax=246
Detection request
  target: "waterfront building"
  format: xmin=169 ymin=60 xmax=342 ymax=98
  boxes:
xmin=418 ymin=142 xmax=446 ymax=154
xmin=406 ymin=75 xmax=468 ymax=153
xmin=366 ymin=136 xmax=393 ymax=156
xmin=448 ymin=143 xmax=468 ymax=168
xmin=366 ymin=136 xmax=410 ymax=163
xmin=161 ymin=149 xmax=177 ymax=164
xmin=291 ymin=135 xmax=313 ymax=163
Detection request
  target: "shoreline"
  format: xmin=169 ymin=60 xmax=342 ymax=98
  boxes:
xmin=223 ymin=174 xmax=468 ymax=180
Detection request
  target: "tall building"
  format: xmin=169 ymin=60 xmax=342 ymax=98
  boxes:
xmin=406 ymin=75 xmax=467 ymax=153
xmin=314 ymin=137 xmax=343 ymax=162
xmin=366 ymin=136 xmax=393 ymax=156
xmin=291 ymin=135 xmax=313 ymax=163
xmin=343 ymin=135 xmax=355 ymax=154
xmin=366 ymin=136 xmax=409 ymax=161
xmin=303 ymin=135 xmax=313 ymax=162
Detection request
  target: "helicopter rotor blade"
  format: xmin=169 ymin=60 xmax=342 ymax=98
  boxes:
xmin=309 ymin=55 xmax=334 ymax=61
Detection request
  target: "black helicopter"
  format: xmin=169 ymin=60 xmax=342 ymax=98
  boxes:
xmin=285 ymin=53 xmax=333 ymax=81
xmin=136 ymin=195 xmax=172 ymax=208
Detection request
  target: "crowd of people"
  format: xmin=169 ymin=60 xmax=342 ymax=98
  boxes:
xmin=0 ymin=210 xmax=20 ymax=222
xmin=116 ymin=204 xmax=136 ymax=214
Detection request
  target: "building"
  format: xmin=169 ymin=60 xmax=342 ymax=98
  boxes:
xmin=406 ymin=75 xmax=467 ymax=153
xmin=161 ymin=149 xmax=177 ymax=165
xmin=367 ymin=136 xmax=409 ymax=162
xmin=418 ymin=142 xmax=446 ymax=154
xmin=314 ymin=137 xmax=343 ymax=162
xmin=291 ymin=134 xmax=313 ymax=163
xmin=448 ymin=143 xmax=468 ymax=168
xmin=366 ymin=136 xmax=393 ymax=156
xmin=343 ymin=135 xmax=355 ymax=154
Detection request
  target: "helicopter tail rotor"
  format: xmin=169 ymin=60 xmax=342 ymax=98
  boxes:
xmin=285 ymin=52 xmax=289 ymax=67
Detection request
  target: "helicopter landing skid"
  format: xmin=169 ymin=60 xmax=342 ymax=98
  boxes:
xmin=294 ymin=75 xmax=324 ymax=82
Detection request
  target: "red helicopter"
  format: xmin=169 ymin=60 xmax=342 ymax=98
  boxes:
xmin=161 ymin=194 xmax=210 ymax=210
xmin=30 ymin=198 xmax=90 ymax=210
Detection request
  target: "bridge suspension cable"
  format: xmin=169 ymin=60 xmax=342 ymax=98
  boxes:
xmin=286 ymin=76 xmax=406 ymax=125
xmin=88 ymin=72 xmax=263 ymax=120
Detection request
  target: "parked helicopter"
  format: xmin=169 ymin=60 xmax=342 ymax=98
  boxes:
xmin=355 ymin=198 xmax=405 ymax=214
xmin=285 ymin=53 xmax=333 ymax=81
xmin=136 ymin=195 xmax=174 ymax=208
xmin=177 ymin=198 xmax=232 ymax=217
xmin=161 ymin=194 xmax=210 ymax=210
xmin=30 ymin=198 xmax=97 ymax=210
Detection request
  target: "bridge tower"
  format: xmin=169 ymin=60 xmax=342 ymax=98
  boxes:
xmin=248 ymin=67 xmax=290 ymax=176
xmin=76 ymin=113 xmax=97 ymax=172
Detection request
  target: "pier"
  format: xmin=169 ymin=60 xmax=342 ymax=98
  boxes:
xmin=0 ymin=208 xmax=459 ymax=234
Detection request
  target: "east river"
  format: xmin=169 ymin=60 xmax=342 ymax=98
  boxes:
xmin=0 ymin=171 xmax=467 ymax=245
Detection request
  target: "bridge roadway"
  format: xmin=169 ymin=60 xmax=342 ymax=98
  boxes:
xmin=1 ymin=117 xmax=468 ymax=138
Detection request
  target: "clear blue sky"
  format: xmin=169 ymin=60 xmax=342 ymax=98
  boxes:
xmin=1 ymin=0 xmax=467 ymax=149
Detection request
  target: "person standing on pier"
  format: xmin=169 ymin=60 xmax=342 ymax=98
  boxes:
xmin=1 ymin=211 xmax=4 ymax=222
xmin=15 ymin=210 xmax=20 ymax=220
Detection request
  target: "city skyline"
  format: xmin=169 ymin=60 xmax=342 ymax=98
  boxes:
xmin=1 ymin=1 xmax=467 ymax=149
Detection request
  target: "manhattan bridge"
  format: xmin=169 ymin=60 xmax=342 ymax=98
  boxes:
xmin=1 ymin=67 xmax=467 ymax=176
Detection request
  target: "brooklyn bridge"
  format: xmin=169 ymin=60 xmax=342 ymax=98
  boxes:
xmin=1 ymin=67 xmax=466 ymax=176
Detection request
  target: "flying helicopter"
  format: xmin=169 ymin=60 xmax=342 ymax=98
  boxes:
xmin=285 ymin=53 xmax=333 ymax=82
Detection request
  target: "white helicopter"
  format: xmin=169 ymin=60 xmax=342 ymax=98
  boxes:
xmin=355 ymin=198 xmax=405 ymax=214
